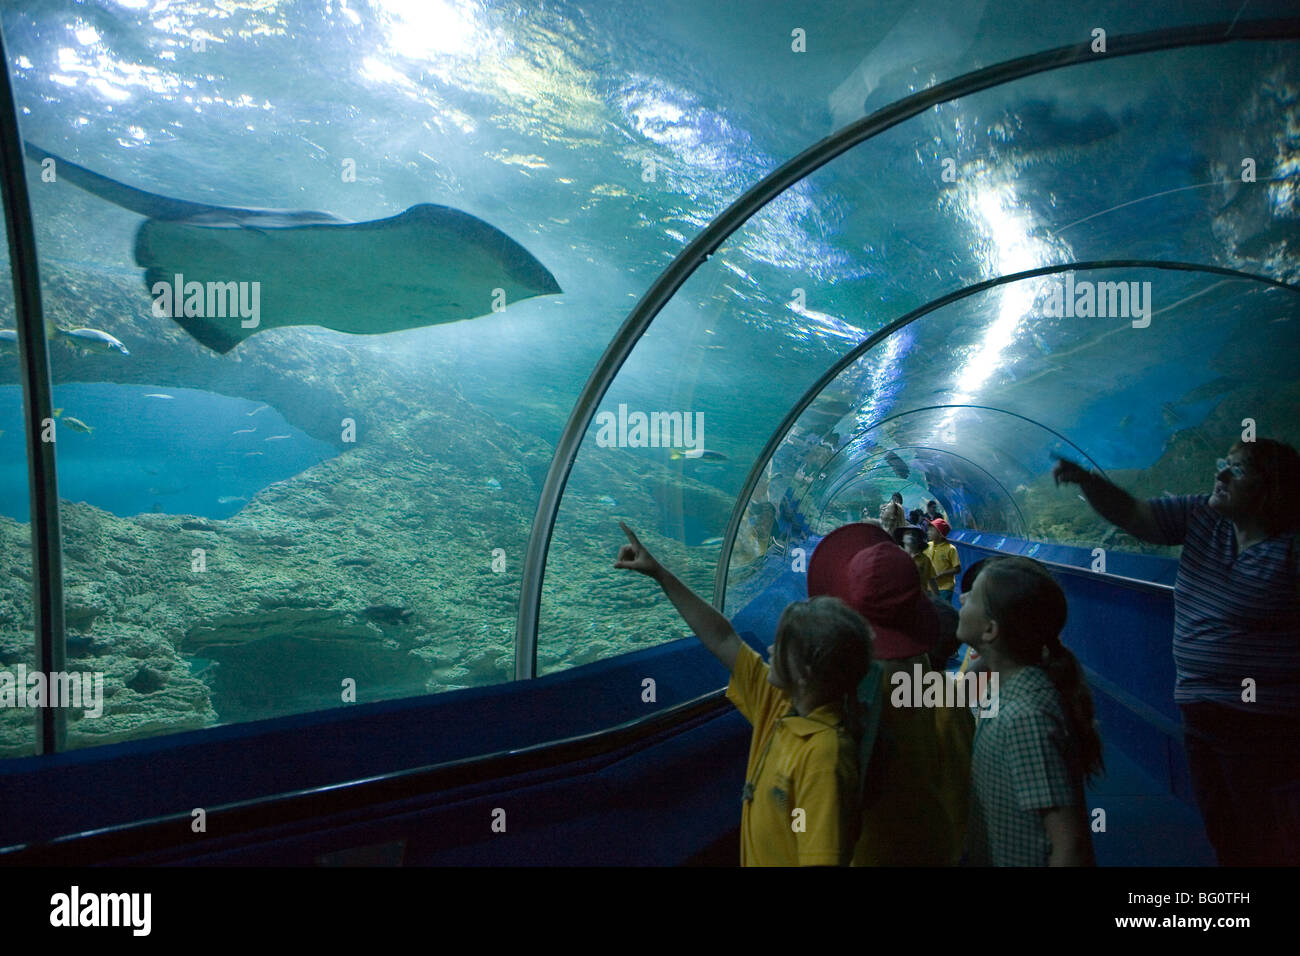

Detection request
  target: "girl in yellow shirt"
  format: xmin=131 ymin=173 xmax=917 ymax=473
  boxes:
xmin=615 ymin=522 xmax=871 ymax=866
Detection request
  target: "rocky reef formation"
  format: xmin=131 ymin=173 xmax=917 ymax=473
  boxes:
xmin=0 ymin=263 xmax=730 ymax=756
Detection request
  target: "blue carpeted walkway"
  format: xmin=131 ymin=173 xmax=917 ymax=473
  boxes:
xmin=1086 ymin=733 xmax=1216 ymax=866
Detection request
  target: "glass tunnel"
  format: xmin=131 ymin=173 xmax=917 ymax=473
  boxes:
xmin=0 ymin=0 xmax=1296 ymax=868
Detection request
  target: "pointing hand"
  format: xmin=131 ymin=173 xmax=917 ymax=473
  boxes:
xmin=1052 ymin=456 xmax=1090 ymax=487
xmin=614 ymin=521 xmax=663 ymax=579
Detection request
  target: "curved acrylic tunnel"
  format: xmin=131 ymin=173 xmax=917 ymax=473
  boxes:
xmin=726 ymin=264 xmax=1298 ymax=611
xmin=519 ymin=22 xmax=1300 ymax=668
xmin=0 ymin=6 xmax=1296 ymax=869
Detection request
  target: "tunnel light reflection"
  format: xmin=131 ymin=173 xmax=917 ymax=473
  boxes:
xmin=940 ymin=182 xmax=1052 ymax=434
xmin=373 ymin=0 xmax=483 ymax=60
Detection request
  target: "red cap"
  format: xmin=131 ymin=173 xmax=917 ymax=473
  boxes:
xmin=808 ymin=523 xmax=938 ymax=660
xmin=931 ymin=518 xmax=951 ymax=537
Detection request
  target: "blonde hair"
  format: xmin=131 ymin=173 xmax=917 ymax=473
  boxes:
xmin=774 ymin=597 xmax=872 ymax=731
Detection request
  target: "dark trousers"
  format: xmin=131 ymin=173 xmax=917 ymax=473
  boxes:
xmin=1180 ymin=702 xmax=1300 ymax=866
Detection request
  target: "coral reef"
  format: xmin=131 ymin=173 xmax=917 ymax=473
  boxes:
xmin=0 ymin=264 xmax=727 ymax=754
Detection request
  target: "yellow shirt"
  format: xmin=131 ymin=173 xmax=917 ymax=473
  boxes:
xmin=853 ymin=655 xmax=972 ymax=866
xmin=912 ymin=552 xmax=937 ymax=593
xmin=727 ymin=644 xmax=856 ymax=866
xmin=925 ymin=540 xmax=961 ymax=591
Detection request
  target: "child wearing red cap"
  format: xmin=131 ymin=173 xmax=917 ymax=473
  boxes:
xmin=925 ymin=518 xmax=961 ymax=604
xmin=614 ymin=522 xmax=871 ymax=866
xmin=808 ymin=522 xmax=974 ymax=865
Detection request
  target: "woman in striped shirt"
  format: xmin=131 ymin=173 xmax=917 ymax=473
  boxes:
xmin=1053 ymin=438 xmax=1300 ymax=865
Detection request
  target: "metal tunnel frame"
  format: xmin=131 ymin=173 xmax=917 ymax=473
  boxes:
xmin=0 ymin=22 xmax=65 ymax=753
xmin=517 ymin=13 xmax=1300 ymax=677
xmin=713 ymin=260 xmax=1300 ymax=609
xmin=812 ymin=444 xmax=1030 ymax=537
xmin=795 ymin=375 xmax=1263 ymax=560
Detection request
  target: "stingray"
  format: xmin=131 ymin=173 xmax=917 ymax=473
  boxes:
xmin=26 ymin=143 xmax=562 ymax=353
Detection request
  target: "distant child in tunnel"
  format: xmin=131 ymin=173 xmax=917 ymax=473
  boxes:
xmin=879 ymin=491 xmax=906 ymax=536
xmin=901 ymin=528 xmax=939 ymax=597
xmin=925 ymin=518 xmax=961 ymax=604
xmin=614 ymin=522 xmax=871 ymax=866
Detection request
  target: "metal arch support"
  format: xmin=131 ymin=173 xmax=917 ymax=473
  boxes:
xmin=812 ymin=444 xmax=1030 ymax=538
xmin=0 ymin=23 xmax=65 ymax=753
xmin=809 ymin=400 xmax=1114 ymax=505
xmin=711 ymin=259 xmax=1300 ymax=611
xmin=516 ymin=19 xmax=1300 ymax=679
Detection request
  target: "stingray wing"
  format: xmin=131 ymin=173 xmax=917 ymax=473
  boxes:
xmin=135 ymin=203 xmax=561 ymax=353
xmin=26 ymin=144 xmax=562 ymax=353
xmin=25 ymin=142 xmax=338 ymax=225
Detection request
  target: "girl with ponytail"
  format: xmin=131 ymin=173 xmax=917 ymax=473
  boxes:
xmin=958 ymin=556 xmax=1103 ymax=865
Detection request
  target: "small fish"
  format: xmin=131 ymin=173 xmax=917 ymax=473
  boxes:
xmin=1160 ymin=403 xmax=1182 ymax=427
xmin=248 ymin=405 xmax=270 ymax=417
xmin=1030 ymin=331 xmax=1052 ymax=355
xmin=61 ymin=416 xmax=93 ymax=435
xmin=263 ymin=434 xmax=291 ymax=441
xmin=148 ymin=485 xmax=186 ymax=495
xmin=232 ymin=427 xmax=256 ymax=435
xmin=144 ymin=393 xmax=174 ymax=400
xmin=597 ymin=495 xmax=618 ymax=508
xmin=243 ymin=451 xmax=263 ymax=457
xmin=699 ymin=537 xmax=725 ymax=547
xmin=485 ymin=478 xmax=502 ymax=490
xmin=0 ymin=329 xmax=17 ymax=350
xmin=55 ymin=327 xmax=129 ymax=356
xmin=670 ymin=449 xmax=728 ymax=462
xmin=1118 ymin=414 xmax=1133 ymax=429
xmin=217 ymin=495 xmax=247 ymax=505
